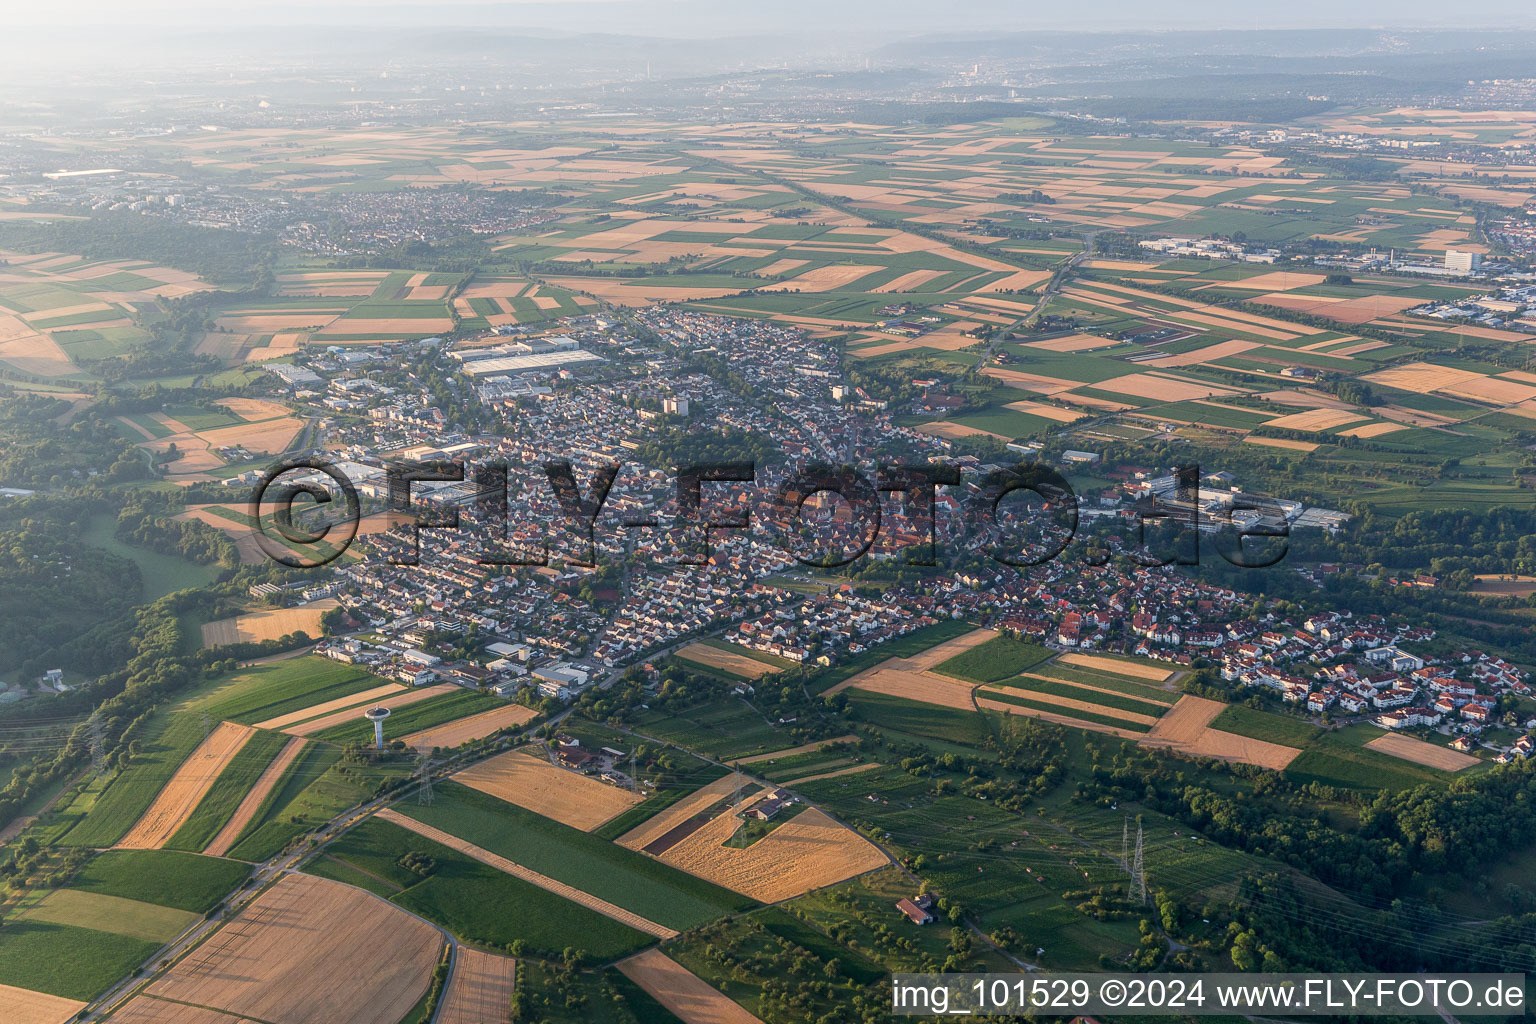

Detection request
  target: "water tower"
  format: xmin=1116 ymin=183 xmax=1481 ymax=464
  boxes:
xmin=364 ymin=706 xmax=391 ymax=750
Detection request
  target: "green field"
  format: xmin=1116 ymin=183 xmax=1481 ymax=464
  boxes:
xmin=933 ymin=634 xmax=1054 ymax=683
xmin=80 ymin=513 xmax=222 ymax=603
xmin=181 ymin=657 xmax=379 ymax=724
xmin=58 ymin=711 xmax=210 ymax=848
xmin=12 ymin=888 xmax=198 ymax=943
xmin=69 ymin=849 xmax=250 ymax=913
xmin=0 ymin=921 xmax=160 ymax=1001
xmin=224 ymin=743 xmax=363 ymax=861
xmin=392 ymin=782 xmax=754 ymax=930
xmin=810 ymin=619 xmax=980 ymax=694
xmin=990 ymin=676 xmax=1170 ymax=719
xmin=1210 ymin=704 xmax=1323 ymax=747
xmin=1285 ymin=725 xmax=1450 ymax=791
xmin=164 ymin=729 xmax=293 ymax=852
xmin=321 ymin=817 xmax=653 ymax=960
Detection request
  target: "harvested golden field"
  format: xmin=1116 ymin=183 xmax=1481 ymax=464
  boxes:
xmin=1143 ymin=339 xmax=1259 ymax=368
xmin=437 ymin=948 xmax=517 ymax=1024
xmin=377 ymin=809 xmax=676 ymax=939
xmin=118 ymin=722 xmax=255 ymax=850
xmin=973 ymin=696 xmax=1146 ymax=739
xmin=1142 ymin=696 xmax=1301 ymax=770
xmin=1366 ymin=733 xmax=1480 ymax=771
xmin=203 ymin=737 xmax=308 ymax=857
xmin=0 ymin=985 xmax=88 ymax=1024
xmin=675 ymin=642 xmax=782 ymax=679
xmin=1003 ymin=399 xmax=1086 ymax=423
xmin=874 ymin=269 xmax=946 ymax=292
xmin=200 ymin=600 xmax=337 ymax=648
xmin=251 ymin=684 xmax=404 ymax=732
xmin=284 ymin=683 xmax=457 ymax=737
xmin=616 ymin=774 xmax=746 ymax=852
xmin=914 ymin=421 xmax=1010 ymax=442
xmin=196 ymin=417 xmax=303 ymax=454
xmin=1263 ymin=408 xmax=1368 ymax=432
xmin=214 ymin=397 xmax=292 ymax=421
xmin=1364 ymin=362 xmax=1485 ymax=394
xmin=452 ymin=748 xmax=642 ymax=831
xmin=13 ymin=888 xmax=198 ymax=943
xmin=1244 ymin=436 xmax=1320 ymax=452
xmin=979 ymin=685 xmax=1160 ymax=726
xmin=617 ymin=949 xmax=764 ymax=1024
xmin=827 ymin=666 xmax=976 ymax=710
xmin=105 ymin=996 xmax=248 ymax=1024
xmin=1337 ymin=421 xmax=1406 ymax=439
xmin=1092 ymin=373 xmax=1239 ymax=402
xmin=311 ymin=317 xmax=453 ymax=337
xmin=399 ymin=703 xmax=539 ymax=750
xmin=1058 ymin=653 xmax=1173 ymax=681
xmin=657 ymin=795 xmax=887 ymax=902
xmin=733 ymin=735 xmax=858 ymax=765
xmin=147 ymin=873 xmax=440 ymax=1024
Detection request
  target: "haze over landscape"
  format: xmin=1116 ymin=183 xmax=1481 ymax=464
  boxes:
xmin=2 ymin=5 xmax=1536 ymax=1024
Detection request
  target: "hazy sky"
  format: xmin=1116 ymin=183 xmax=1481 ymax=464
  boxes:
xmin=19 ymin=0 xmax=1536 ymax=33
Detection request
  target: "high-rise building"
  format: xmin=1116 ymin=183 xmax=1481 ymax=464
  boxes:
xmin=1445 ymin=250 xmax=1483 ymax=273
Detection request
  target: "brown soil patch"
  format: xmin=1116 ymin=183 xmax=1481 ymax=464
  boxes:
xmin=203 ymin=737 xmax=308 ymax=858
xmin=616 ymin=774 xmax=746 ymax=852
xmin=311 ymin=317 xmax=453 ymax=337
xmin=914 ymin=421 xmax=1011 ymax=442
xmin=1058 ymin=654 xmax=1174 ymax=681
xmin=118 ymin=722 xmax=255 ymax=849
xmin=147 ymin=873 xmax=440 ymax=1024
xmin=438 ymin=948 xmax=517 ymax=1024
xmin=252 ymin=685 xmax=406 ymax=732
xmin=284 ymin=684 xmax=458 ymax=737
xmin=0 ymin=984 xmax=87 ymax=1024
xmin=1142 ymin=696 xmax=1301 ymax=770
xmin=452 ymin=748 xmax=643 ymax=831
xmin=1092 ymin=373 xmax=1239 ymax=402
xmin=617 ymin=949 xmax=764 ymax=1024
xmin=399 ymin=703 xmax=539 ymax=751
xmin=1003 ymin=400 xmax=1087 ymax=423
xmin=1364 ymin=362 xmax=1485 ymax=394
xmin=1337 ymin=422 xmax=1405 ymax=439
xmin=1366 ymin=733 xmax=1479 ymax=771
xmin=1245 ymin=436 xmax=1320 ymax=453
xmin=108 ymin=996 xmax=250 ymax=1023
xmin=197 ymin=417 xmax=303 ymax=454
xmin=675 ymin=643 xmax=782 ymax=680
xmin=377 ymin=809 xmax=675 ymax=938
xmin=1263 ymin=408 xmax=1368 ymax=432
xmin=201 ymin=600 xmax=336 ymax=648
xmin=656 ymin=793 xmax=888 ymax=902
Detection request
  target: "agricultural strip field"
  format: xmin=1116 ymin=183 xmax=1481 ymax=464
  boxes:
xmin=223 ymin=744 xmax=358 ymax=862
xmin=931 ymin=634 xmax=1053 ymax=682
xmin=306 ymin=688 xmax=503 ymax=746
xmin=398 ymin=703 xmax=539 ymax=751
xmin=617 ymin=949 xmax=764 ymax=1024
xmin=202 ymin=737 xmax=307 ymax=857
xmin=1366 ymin=733 xmax=1481 ymax=771
xmin=675 ymin=642 xmax=784 ymax=680
xmin=653 ymin=790 xmax=889 ymax=903
xmin=116 ymin=722 xmax=255 ymax=850
xmin=0 ymin=983 xmax=86 ymax=1024
xmin=317 ymin=816 xmax=653 ymax=960
xmin=58 ymin=711 xmax=214 ymax=848
xmin=1142 ymin=696 xmax=1302 ymax=770
xmin=389 ymin=782 xmax=753 ymax=930
xmin=616 ymin=773 xmax=746 ymax=853
xmin=376 ymin=809 xmax=679 ymax=939
xmin=0 ymin=922 xmax=159 ymax=1004
xmin=163 ymin=729 xmax=292 ymax=852
xmin=11 ymin=889 xmax=197 ymax=944
xmin=437 ymin=948 xmax=518 ymax=1024
xmin=146 ymin=873 xmax=441 ymax=1024
xmin=1209 ymin=704 xmax=1324 ymax=746
xmin=250 ymin=684 xmax=404 ymax=731
xmin=287 ymin=683 xmax=459 ymax=737
xmin=68 ymin=850 xmax=250 ymax=914
xmin=452 ymin=748 xmax=644 ymax=830
xmin=732 ymin=736 xmax=858 ymax=765
xmin=181 ymin=657 xmax=384 ymax=726
xmin=199 ymin=601 xmax=336 ymax=648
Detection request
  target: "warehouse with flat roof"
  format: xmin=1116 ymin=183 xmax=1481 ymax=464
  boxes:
xmin=457 ymin=349 xmax=606 ymax=376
